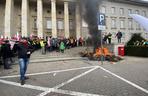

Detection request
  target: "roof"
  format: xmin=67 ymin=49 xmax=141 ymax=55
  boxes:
xmin=111 ymin=0 xmax=148 ymax=6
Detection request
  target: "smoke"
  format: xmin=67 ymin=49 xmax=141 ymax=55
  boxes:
xmin=79 ymin=0 xmax=102 ymax=52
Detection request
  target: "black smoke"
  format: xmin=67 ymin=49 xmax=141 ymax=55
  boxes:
xmin=79 ymin=0 xmax=102 ymax=52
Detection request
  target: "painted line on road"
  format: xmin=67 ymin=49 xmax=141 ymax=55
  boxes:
xmin=2 ymin=65 xmax=147 ymax=95
xmin=0 ymin=66 xmax=96 ymax=79
xmin=98 ymin=65 xmax=148 ymax=94
xmin=54 ymin=66 xmax=99 ymax=89
xmin=0 ymin=79 xmax=49 ymax=91
xmin=0 ymin=79 xmax=105 ymax=96
xmin=37 ymin=66 xmax=99 ymax=96
xmin=53 ymin=89 xmax=105 ymax=96
xmin=37 ymin=90 xmax=104 ymax=96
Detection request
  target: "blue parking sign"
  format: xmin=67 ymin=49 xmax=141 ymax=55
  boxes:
xmin=98 ymin=13 xmax=106 ymax=30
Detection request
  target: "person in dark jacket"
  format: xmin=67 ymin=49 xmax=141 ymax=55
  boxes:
xmin=1 ymin=40 xmax=12 ymax=69
xmin=116 ymin=31 xmax=122 ymax=43
xmin=107 ymin=33 xmax=112 ymax=44
xmin=14 ymin=38 xmax=32 ymax=85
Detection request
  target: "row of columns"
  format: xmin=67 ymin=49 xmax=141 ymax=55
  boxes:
xmin=4 ymin=0 xmax=81 ymax=39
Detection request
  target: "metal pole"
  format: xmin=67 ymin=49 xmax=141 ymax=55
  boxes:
xmin=100 ymin=30 xmax=103 ymax=65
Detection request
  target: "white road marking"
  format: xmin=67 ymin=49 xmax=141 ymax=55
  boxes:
xmin=54 ymin=66 xmax=99 ymax=89
xmin=37 ymin=86 xmax=105 ymax=96
xmin=1 ymin=65 xmax=148 ymax=96
xmin=36 ymin=91 xmax=51 ymax=96
xmin=37 ymin=91 xmax=51 ymax=96
xmin=53 ymin=89 xmax=105 ymax=96
xmin=37 ymin=66 xmax=99 ymax=96
xmin=98 ymin=65 xmax=148 ymax=94
xmin=0 ymin=79 xmax=49 ymax=91
xmin=0 ymin=79 xmax=105 ymax=96
xmin=0 ymin=66 xmax=96 ymax=79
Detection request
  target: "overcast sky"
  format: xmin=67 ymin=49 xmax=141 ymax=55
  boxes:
xmin=141 ymin=0 xmax=148 ymax=2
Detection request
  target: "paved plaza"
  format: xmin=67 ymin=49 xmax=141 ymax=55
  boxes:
xmin=0 ymin=47 xmax=148 ymax=96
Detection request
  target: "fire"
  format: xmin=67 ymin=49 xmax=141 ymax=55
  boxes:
xmin=80 ymin=47 xmax=123 ymax=62
xmin=94 ymin=47 xmax=112 ymax=57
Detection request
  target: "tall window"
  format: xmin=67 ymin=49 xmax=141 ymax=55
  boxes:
xmin=120 ymin=20 xmax=125 ymax=29
xmin=145 ymin=33 xmax=148 ymax=39
xmin=128 ymin=20 xmax=133 ymax=29
xmin=128 ymin=9 xmax=132 ymax=14
xmin=105 ymin=18 xmax=108 ymax=29
xmin=101 ymin=6 xmax=106 ymax=14
xmin=17 ymin=15 xmax=21 ymax=33
xmin=142 ymin=11 xmax=146 ymax=17
xmin=69 ymin=20 xmax=74 ymax=30
xmin=46 ymin=19 xmax=52 ymax=29
xmin=18 ymin=15 xmax=21 ymax=28
xmin=120 ymin=8 xmax=124 ymax=15
xmin=136 ymin=23 xmax=140 ymax=30
xmin=135 ymin=10 xmax=139 ymax=14
xmin=82 ymin=19 xmax=88 ymax=27
xmin=111 ymin=7 xmax=115 ymax=14
xmin=57 ymin=20 xmax=64 ymax=30
xmin=33 ymin=18 xmax=37 ymax=29
xmin=111 ymin=19 xmax=116 ymax=28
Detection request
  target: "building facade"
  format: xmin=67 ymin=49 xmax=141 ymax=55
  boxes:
xmin=0 ymin=0 xmax=148 ymax=43
xmin=0 ymin=0 xmax=81 ymax=39
xmin=99 ymin=0 xmax=148 ymax=43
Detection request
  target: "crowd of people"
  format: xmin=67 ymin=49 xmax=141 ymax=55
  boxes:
xmin=0 ymin=36 xmax=85 ymax=69
xmin=0 ymin=31 xmax=123 ymax=70
xmin=0 ymin=36 xmax=85 ymax=85
xmin=0 ymin=31 xmax=123 ymax=72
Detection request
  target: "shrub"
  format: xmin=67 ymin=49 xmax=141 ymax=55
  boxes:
xmin=125 ymin=33 xmax=148 ymax=57
xmin=125 ymin=46 xmax=148 ymax=57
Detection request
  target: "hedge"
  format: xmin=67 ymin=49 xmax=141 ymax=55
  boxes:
xmin=125 ymin=46 xmax=148 ymax=57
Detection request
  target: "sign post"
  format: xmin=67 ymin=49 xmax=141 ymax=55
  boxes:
xmin=98 ymin=13 xmax=106 ymax=65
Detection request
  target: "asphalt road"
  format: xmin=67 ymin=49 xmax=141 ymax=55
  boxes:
xmin=0 ymin=56 xmax=148 ymax=96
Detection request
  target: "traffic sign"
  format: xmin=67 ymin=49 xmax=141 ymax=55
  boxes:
xmin=98 ymin=13 xmax=106 ymax=30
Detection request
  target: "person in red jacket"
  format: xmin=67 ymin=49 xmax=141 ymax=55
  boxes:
xmin=14 ymin=38 xmax=33 ymax=85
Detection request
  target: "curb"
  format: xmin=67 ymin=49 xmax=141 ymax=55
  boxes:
xmin=9 ymin=57 xmax=87 ymax=65
xmin=30 ymin=57 xmax=87 ymax=63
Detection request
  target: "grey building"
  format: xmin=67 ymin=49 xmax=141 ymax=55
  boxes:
xmin=0 ymin=0 xmax=148 ymax=43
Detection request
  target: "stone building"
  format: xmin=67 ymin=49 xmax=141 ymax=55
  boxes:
xmin=0 ymin=0 xmax=148 ymax=43
xmin=99 ymin=0 xmax=148 ymax=43
xmin=0 ymin=0 xmax=80 ymax=39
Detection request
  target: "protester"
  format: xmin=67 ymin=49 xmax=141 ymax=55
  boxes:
xmin=47 ymin=36 xmax=52 ymax=52
xmin=107 ymin=32 xmax=112 ymax=44
xmin=66 ymin=38 xmax=70 ymax=49
xmin=59 ymin=40 xmax=65 ymax=53
xmin=14 ymin=38 xmax=32 ymax=85
xmin=103 ymin=33 xmax=108 ymax=44
xmin=1 ymin=40 xmax=12 ymax=69
xmin=116 ymin=31 xmax=122 ymax=43
xmin=70 ymin=37 xmax=74 ymax=47
xmin=79 ymin=37 xmax=83 ymax=46
xmin=40 ymin=39 xmax=46 ymax=54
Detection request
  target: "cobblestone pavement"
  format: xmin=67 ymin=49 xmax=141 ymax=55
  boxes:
xmin=0 ymin=47 xmax=148 ymax=96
